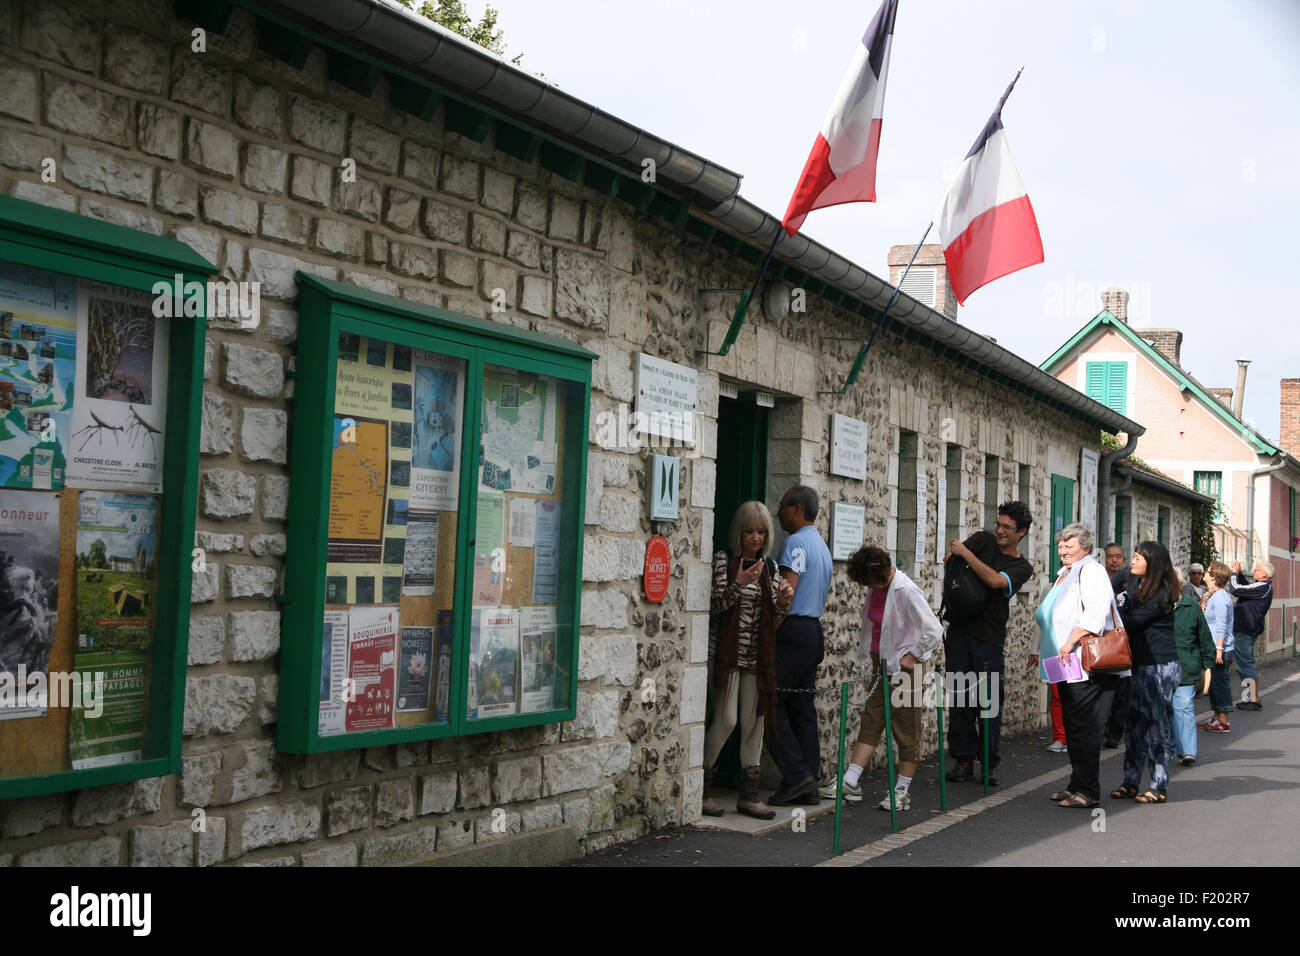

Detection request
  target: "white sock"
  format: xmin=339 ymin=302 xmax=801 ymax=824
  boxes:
xmin=844 ymin=764 xmax=863 ymax=787
xmin=896 ymin=775 xmax=912 ymax=793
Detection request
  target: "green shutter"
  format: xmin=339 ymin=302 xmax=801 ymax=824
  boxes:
xmin=1085 ymin=361 xmax=1126 ymax=415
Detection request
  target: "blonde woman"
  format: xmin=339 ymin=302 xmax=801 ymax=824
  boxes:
xmin=703 ymin=501 xmax=794 ymax=818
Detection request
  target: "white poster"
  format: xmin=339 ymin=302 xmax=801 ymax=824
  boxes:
xmin=410 ymin=350 xmax=464 ymax=512
xmin=468 ymin=606 xmax=519 ymax=720
xmin=1080 ymin=447 xmax=1100 ymax=535
xmin=402 ymin=511 xmax=438 ymax=596
xmin=915 ymin=473 xmax=928 ymax=567
xmin=508 ymin=496 xmax=536 ymax=547
xmin=318 ymin=609 xmax=348 ymax=737
xmin=935 ymin=475 xmax=948 ymax=564
xmin=67 ymin=280 xmax=168 ymax=492
xmin=830 ymin=413 xmax=868 ymax=480
xmin=830 ymin=501 xmax=866 ymax=561
xmin=519 ymin=605 xmax=557 ymax=714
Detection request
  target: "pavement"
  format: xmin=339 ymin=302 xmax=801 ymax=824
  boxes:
xmin=570 ymin=655 xmax=1300 ymax=867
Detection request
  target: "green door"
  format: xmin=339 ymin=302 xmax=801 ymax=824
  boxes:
xmin=1050 ymin=474 xmax=1075 ymax=578
xmin=710 ymin=395 xmax=769 ymax=786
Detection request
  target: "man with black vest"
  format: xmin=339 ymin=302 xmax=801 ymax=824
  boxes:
xmin=942 ymin=501 xmax=1034 ymax=785
xmin=1228 ymin=560 xmax=1274 ymax=710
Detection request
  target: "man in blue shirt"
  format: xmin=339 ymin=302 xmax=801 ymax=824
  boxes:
xmin=767 ymin=485 xmax=833 ymax=806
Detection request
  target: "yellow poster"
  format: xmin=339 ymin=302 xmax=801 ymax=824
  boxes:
xmin=327 ymin=416 xmax=387 ymax=563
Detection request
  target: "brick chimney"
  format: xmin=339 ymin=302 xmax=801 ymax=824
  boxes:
xmin=1101 ymin=287 xmax=1129 ymax=323
xmin=1281 ymin=379 xmax=1300 ymax=458
xmin=1208 ymin=387 xmax=1233 ymax=409
xmin=889 ymin=244 xmax=958 ymax=320
xmin=1140 ymin=328 xmax=1184 ymax=367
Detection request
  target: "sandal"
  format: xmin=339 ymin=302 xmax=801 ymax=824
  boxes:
xmin=1058 ymin=793 xmax=1100 ymax=809
xmin=1049 ymin=789 xmax=1075 ymax=802
xmin=1110 ymin=784 xmax=1139 ymax=800
xmin=1135 ymin=790 xmax=1167 ymax=804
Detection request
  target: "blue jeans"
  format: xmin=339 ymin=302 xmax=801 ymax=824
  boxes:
xmin=1172 ymin=683 xmax=1197 ymax=757
xmin=767 ymin=616 xmax=824 ymax=785
xmin=1123 ymin=660 xmax=1181 ymax=793
xmin=1209 ymin=657 xmax=1234 ymax=714
xmin=1232 ymin=631 xmax=1258 ymax=681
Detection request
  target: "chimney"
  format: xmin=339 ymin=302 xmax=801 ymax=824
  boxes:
xmin=889 ymin=244 xmax=957 ymax=321
xmin=1233 ymin=358 xmax=1250 ymax=419
xmin=1140 ymin=328 xmax=1184 ymax=366
xmin=1101 ymin=287 xmax=1129 ymax=324
xmin=1282 ymin=379 xmax=1300 ymax=459
xmin=1208 ymin=387 xmax=1233 ymax=409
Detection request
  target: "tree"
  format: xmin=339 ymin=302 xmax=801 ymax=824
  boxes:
xmin=395 ymin=0 xmax=523 ymax=65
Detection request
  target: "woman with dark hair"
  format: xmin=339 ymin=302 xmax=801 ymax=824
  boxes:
xmin=1111 ymin=540 xmax=1182 ymax=804
xmin=702 ymin=501 xmax=794 ymax=819
xmin=823 ymin=545 xmax=942 ymax=810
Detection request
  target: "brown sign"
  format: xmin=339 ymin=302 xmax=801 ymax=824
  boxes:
xmin=643 ymin=535 xmax=670 ymax=603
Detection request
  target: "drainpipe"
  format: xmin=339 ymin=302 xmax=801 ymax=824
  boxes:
xmin=1246 ymin=455 xmax=1286 ymax=566
xmin=1097 ymin=434 xmax=1140 ymax=546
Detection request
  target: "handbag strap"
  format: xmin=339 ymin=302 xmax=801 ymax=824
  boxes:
xmin=1081 ymin=571 xmax=1124 ymax=634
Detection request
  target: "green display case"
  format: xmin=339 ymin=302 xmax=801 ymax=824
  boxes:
xmin=278 ymin=274 xmax=594 ymax=753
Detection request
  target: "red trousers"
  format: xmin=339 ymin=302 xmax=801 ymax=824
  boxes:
xmin=1049 ymin=683 xmax=1067 ymax=744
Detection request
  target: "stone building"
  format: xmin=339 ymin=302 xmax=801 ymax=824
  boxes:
xmin=0 ymin=0 xmax=1197 ymax=866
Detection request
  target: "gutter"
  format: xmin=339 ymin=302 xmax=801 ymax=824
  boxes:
xmin=262 ymin=0 xmax=1145 ymax=437
xmin=1098 ymin=436 xmax=1139 ymax=545
xmin=1246 ymin=456 xmax=1287 ymax=566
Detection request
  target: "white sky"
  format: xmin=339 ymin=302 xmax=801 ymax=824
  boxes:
xmin=449 ymin=0 xmax=1300 ymax=443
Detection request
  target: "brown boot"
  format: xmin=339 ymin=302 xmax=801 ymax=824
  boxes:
xmin=736 ymin=766 xmax=775 ymax=819
xmin=702 ymin=767 xmax=724 ymax=816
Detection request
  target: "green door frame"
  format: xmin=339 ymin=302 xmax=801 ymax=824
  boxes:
xmin=1050 ymin=474 xmax=1076 ymax=578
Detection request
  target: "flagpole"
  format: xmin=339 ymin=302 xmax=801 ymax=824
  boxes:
xmin=823 ymin=220 xmax=933 ymax=395
xmin=701 ymin=226 xmax=784 ymax=357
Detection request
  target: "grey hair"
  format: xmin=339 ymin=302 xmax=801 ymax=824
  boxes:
xmin=1056 ymin=522 xmax=1093 ymax=552
xmin=1256 ymin=560 xmax=1275 ymax=579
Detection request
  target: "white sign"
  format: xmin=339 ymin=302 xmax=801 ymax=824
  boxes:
xmin=830 ymin=501 xmax=866 ymax=560
xmin=650 ymin=453 xmax=680 ymax=520
xmin=635 ymin=353 xmax=697 ymax=444
xmin=830 ymin=413 xmax=868 ymax=480
xmin=935 ymin=475 xmax=948 ymax=563
xmin=915 ymin=473 xmax=928 ymax=567
xmin=1080 ymin=447 xmax=1100 ymax=533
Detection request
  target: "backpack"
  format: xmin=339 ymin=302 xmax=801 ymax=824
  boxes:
xmin=941 ymin=533 xmax=997 ymax=625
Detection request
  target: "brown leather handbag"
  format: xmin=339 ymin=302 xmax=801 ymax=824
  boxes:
xmin=1079 ymin=590 xmax=1132 ymax=673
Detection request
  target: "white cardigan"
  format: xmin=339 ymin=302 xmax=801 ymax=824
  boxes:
xmin=1049 ymin=555 xmax=1116 ymax=643
xmin=856 ymin=569 xmax=944 ymax=678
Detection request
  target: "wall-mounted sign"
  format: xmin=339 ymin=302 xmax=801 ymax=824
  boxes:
xmin=830 ymin=501 xmax=866 ymax=560
xmin=643 ymin=535 xmax=670 ymax=603
xmin=935 ymin=474 xmax=948 ymax=563
xmin=830 ymin=413 xmax=868 ymax=480
xmin=650 ymin=453 xmax=679 ymax=520
xmin=635 ymin=353 xmax=697 ymax=444
xmin=1080 ymin=447 xmax=1099 ymax=533
xmin=914 ymin=473 xmax=928 ymax=566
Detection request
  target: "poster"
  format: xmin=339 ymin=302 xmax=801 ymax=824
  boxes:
xmin=345 ymin=605 xmax=397 ymax=732
xmin=531 ymin=500 xmax=561 ymax=605
xmin=508 ymin=496 xmax=536 ymax=547
xmin=935 ymin=475 xmax=949 ymax=564
xmin=75 ymin=491 xmax=158 ymax=652
xmin=0 ymin=264 xmax=76 ymax=489
xmin=397 ymin=626 xmax=433 ymax=712
xmin=67 ymin=280 xmax=167 ymax=492
xmin=0 ymin=489 xmax=60 ymax=719
xmin=410 ymin=351 xmax=464 ymax=511
xmin=68 ymin=650 xmax=147 ymax=769
xmin=402 ymin=511 xmax=438 ymax=596
xmin=433 ymin=609 xmax=452 ymax=724
xmin=318 ymin=609 xmax=348 ymax=736
xmin=327 ymin=414 xmax=388 ymax=564
xmin=473 ymin=490 xmax=505 ymax=605
xmin=479 ymin=368 xmax=557 ymax=494
xmin=914 ymin=473 xmax=928 ymax=567
xmin=519 ymin=605 xmax=557 ymax=714
xmin=830 ymin=501 xmax=865 ymax=561
xmin=468 ymin=607 xmax=518 ymax=720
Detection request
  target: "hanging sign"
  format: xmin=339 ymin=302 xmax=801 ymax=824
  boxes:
xmin=643 ymin=535 xmax=671 ymax=603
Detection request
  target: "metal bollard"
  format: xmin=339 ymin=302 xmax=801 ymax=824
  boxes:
xmin=834 ymin=681 xmax=849 ymax=855
xmin=883 ymin=672 xmax=898 ymax=832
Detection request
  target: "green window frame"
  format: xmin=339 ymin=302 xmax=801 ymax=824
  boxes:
xmin=896 ymin=430 xmax=918 ymax=570
xmin=0 ymin=195 xmax=212 ymax=799
xmin=1085 ymin=361 xmax=1127 ymax=415
xmin=1289 ymin=487 xmax=1297 ymax=550
xmin=1194 ymin=471 xmax=1222 ymax=519
xmin=278 ymin=275 xmax=595 ymax=753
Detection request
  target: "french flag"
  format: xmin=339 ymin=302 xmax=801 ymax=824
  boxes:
xmin=781 ymin=0 xmax=898 ymax=237
xmin=936 ymin=73 xmax=1044 ymax=304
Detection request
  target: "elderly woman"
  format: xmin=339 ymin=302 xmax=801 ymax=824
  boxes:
xmin=823 ymin=545 xmax=943 ymax=810
xmin=702 ymin=501 xmax=794 ymax=819
xmin=1111 ymin=541 xmax=1182 ymax=805
xmin=1199 ymin=561 xmax=1235 ymax=733
xmin=1029 ymin=522 xmax=1123 ymax=808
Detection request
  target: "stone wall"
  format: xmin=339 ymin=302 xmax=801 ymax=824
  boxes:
xmin=0 ymin=0 xmax=1159 ymax=865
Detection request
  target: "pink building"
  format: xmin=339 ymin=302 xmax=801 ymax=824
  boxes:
xmin=1043 ymin=289 xmax=1300 ymax=660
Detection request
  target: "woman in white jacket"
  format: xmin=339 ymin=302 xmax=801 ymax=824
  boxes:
xmin=828 ymin=545 xmax=943 ymax=810
xmin=1029 ymin=522 xmax=1126 ymax=808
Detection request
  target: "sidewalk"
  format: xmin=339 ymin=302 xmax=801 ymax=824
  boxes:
xmin=569 ymin=655 xmax=1300 ymax=867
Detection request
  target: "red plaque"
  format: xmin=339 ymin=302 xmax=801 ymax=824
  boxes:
xmin=643 ymin=535 xmax=671 ymax=603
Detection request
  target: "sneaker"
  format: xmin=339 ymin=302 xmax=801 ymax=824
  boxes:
xmin=818 ymin=781 xmax=862 ymax=802
xmin=1046 ymin=740 xmax=1069 ymax=753
xmin=945 ymin=760 xmax=974 ymax=782
xmin=1238 ymin=701 xmax=1262 ymax=711
xmin=877 ymin=787 xmax=911 ymax=811
xmin=1180 ymin=755 xmax=1197 ymax=766
xmin=980 ymin=765 xmax=1000 ymax=786
xmin=1102 ymin=737 xmax=1121 ymax=749
xmin=1203 ymin=719 xmax=1231 ymax=733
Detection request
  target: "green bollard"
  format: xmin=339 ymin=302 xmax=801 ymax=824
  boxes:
xmin=981 ymin=670 xmax=990 ymax=796
xmin=883 ymin=672 xmax=898 ymax=833
xmin=1293 ymin=619 xmax=1297 ymax=657
xmin=834 ymin=681 xmax=849 ymax=855
xmin=937 ymin=681 xmax=947 ymax=811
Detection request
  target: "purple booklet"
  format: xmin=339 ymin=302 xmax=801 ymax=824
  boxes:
xmin=1043 ymin=649 xmax=1087 ymax=684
